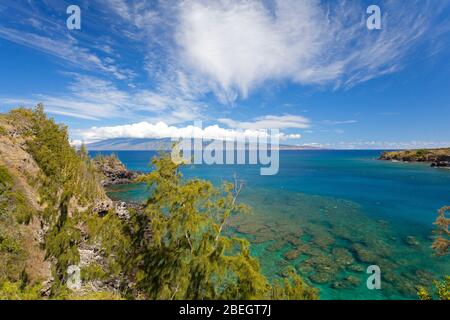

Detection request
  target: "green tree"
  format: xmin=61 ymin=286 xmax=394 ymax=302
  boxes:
xmin=24 ymin=105 xmax=104 ymax=295
xmin=2 ymin=106 xmax=318 ymax=300
xmin=117 ymin=152 xmax=317 ymax=300
xmin=418 ymin=276 xmax=450 ymax=301
xmin=432 ymin=206 xmax=449 ymax=256
xmin=418 ymin=206 xmax=449 ymax=300
xmin=0 ymin=165 xmax=39 ymax=299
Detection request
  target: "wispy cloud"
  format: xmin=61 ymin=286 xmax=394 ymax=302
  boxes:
xmin=0 ymin=0 xmax=138 ymax=81
xmin=173 ymin=0 xmax=446 ymax=101
xmin=316 ymin=140 xmax=450 ymax=150
xmin=219 ymin=115 xmax=310 ymax=130
xmin=0 ymin=74 xmax=204 ymax=122
xmin=321 ymin=120 xmax=358 ymax=125
xmin=107 ymin=0 xmax=133 ymax=21
xmin=2 ymin=0 xmax=448 ymax=107
xmin=1 ymin=0 xmax=449 ymax=144
xmin=51 ymin=0 xmax=446 ymax=107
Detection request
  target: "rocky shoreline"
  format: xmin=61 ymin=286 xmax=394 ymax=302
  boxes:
xmin=379 ymin=148 xmax=450 ymax=168
xmin=93 ymin=154 xmax=142 ymax=186
xmin=92 ymin=154 xmax=145 ymax=216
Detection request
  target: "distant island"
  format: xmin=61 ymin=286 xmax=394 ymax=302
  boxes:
xmin=85 ymin=138 xmax=324 ymax=151
xmin=379 ymin=148 xmax=450 ymax=168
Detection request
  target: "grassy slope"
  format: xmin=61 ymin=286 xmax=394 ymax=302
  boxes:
xmin=0 ymin=108 xmax=115 ymax=299
xmin=0 ymin=113 xmax=50 ymax=287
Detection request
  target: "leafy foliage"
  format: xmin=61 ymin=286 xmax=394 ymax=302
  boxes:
xmin=418 ymin=276 xmax=450 ymax=300
xmin=1 ymin=166 xmax=28 ymax=278
xmin=380 ymin=148 xmax=450 ymax=162
xmin=83 ymin=209 xmax=132 ymax=284
xmin=418 ymin=206 xmax=449 ymax=300
xmin=2 ymin=106 xmax=318 ymax=300
xmin=432 ymin=206 xmax=450 ymax=256
xmin=0 ymin=165 xmax=38 ymax=298
xmin=64 ymin=290 xmax=123 ymax=300
xmin=22 ymin=105 xmax=105 ymax=295
xmin=269 ymin=267 xmax=319 ymax=300
xmin=104 ymin=152 xmax=319 ymax=300
xmin=0 ymin=280 xmax=41 ymax=300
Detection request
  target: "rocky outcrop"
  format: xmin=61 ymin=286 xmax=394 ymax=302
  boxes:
xmin=431 ymin=161 xmax=450 ymax=168
xmin=379 ymin=148 xmax=450 ymax=168
xmin=114 ymin=201 xmax=132 ymax=220
xmin=92 ymin=198 xmax=114 ymax=215
xmin=91 ymin=199 xmax=143 ymax=220
xmin=93 ymin=154 xmax=140 ymax=186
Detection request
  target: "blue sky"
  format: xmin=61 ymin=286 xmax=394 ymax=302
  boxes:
xmin=0 ymin=0 xmax=450 ymax=149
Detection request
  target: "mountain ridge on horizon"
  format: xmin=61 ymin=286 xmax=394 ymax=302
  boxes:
xmin=85 ymin=138 xmax=325 ymax=151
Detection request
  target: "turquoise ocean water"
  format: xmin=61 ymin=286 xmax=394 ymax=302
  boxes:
xmin=90 ymin=150 xmax=450 ymax=300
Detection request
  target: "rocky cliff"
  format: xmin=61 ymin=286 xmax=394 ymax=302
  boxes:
xmin=0 ymin=111 xmax=52 ymax=289
xmin=0 ymin=107 xmax=139 ymax=299
xmin=92 ymin=154 xmax=140 ymax=186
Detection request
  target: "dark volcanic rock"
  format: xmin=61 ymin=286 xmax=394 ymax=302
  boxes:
xmin=431 ymin=161 xmax=450 ymax=168
xmin=93 ymin=154 xmax=140 ymax=186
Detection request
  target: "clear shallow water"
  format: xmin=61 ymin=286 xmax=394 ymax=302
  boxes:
xmin=90 ymin=150 xmax=450 ymax=300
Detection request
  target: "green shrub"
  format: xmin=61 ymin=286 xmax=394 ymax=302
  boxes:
xmin=86 ymin=152 xmax=318 ymax=300
xmin=0 ymin=165 xmax=31 ymax=284
xmin=0 ymin=166 xmax=13 ymax=189
xmin=0 ymin=280 xmax=41 ymax=300
xmin=122 ymin=152 xmax=318 ymax=300
xmin=81 ymin=264 xmax=107 ymax=282
xmin=418 ymin=276 xmax=450 ymax=300
xmin=20 ymin=106 xmax=105 ymax=294
xmin=65 ymin=290 xmax=123 ymax=300
xmin=0 ymin=236 xmax=23 ymax=254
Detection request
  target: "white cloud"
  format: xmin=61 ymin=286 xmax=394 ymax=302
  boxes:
xmin=174 ymin=0 xmax=442 ymax=100
xmin=321 ymin=120 xmax=358 ymax=125
xmin=78 ymin=121 xmax=302 ymax=143
xmin=108 ymin=0 xmax=133 ymax=21
xmin=70 ymin=139 xmax=83 ymax=147
xmin=0 ymin=74 xmax=204 ymax=122
xmin=0 ymin=26 xmax=130 ymax=80
xmin=218 ymin=114 xmax=310 ymax=130
xmin=1 ymin=0 xmax=448 ymax=133
xmin=176 ymin=0 xmax=328 ymax=99
xmin=2 ymin=0 xmax=446 ymax=113
xmin=286 ymin=134 xmax=301 ymax=139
